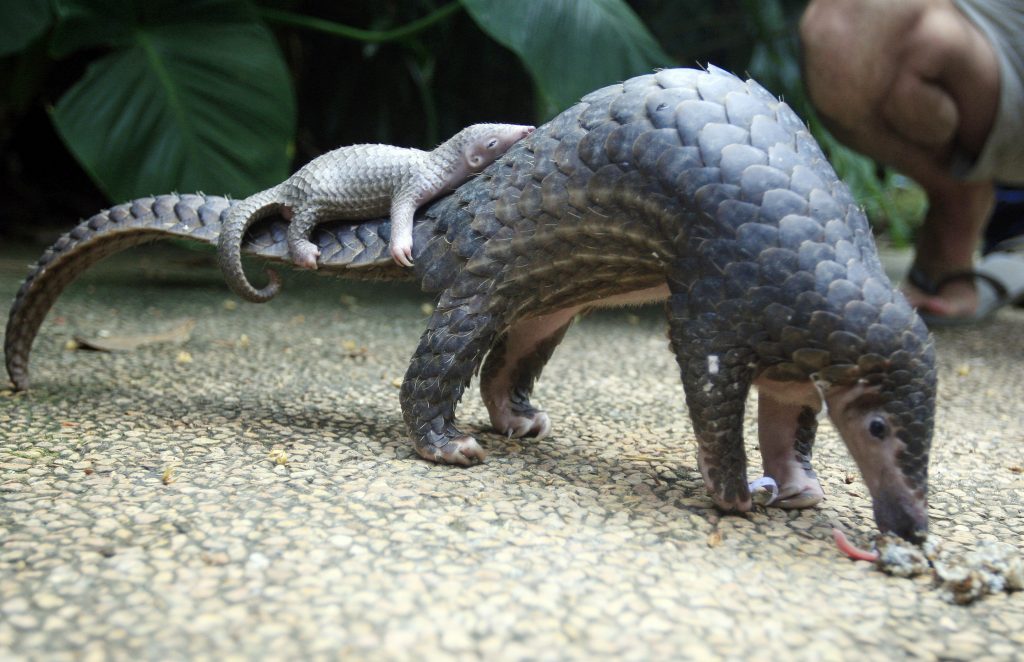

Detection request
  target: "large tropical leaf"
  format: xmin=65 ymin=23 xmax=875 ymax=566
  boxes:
xmin=50 ymin=0 xmax=295 ymax=202
xmin=461 ymin=0 xmax=674 ymax=118
xmin=0 ymin=0 xmax=53 ymax=56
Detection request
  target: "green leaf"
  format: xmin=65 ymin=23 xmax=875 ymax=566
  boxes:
xmin=50 ymin=0 xmax=294 ymax=201
xmin=462 ymin=0 xmax=674 ymax=118
xmin=50 ymin=0 xmax=137 ymax=56
xmin=50 ymin=0 xmax=255 ymax=57
xmin=0 ymin=0 xmax=53 ymax=56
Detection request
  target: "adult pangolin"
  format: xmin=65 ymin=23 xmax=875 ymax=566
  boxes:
xmin=3 ymin=67 xmax=936 ymax=541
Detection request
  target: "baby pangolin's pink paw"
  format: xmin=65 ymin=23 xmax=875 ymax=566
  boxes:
xmin=291 ymin=240 xmax=320 ymax=270
xmin=390 ymin=240 xmax=414 ymax=267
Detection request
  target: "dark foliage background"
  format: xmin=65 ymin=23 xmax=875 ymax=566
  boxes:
xmin=0 ymin=0 xmax=923 ymax=243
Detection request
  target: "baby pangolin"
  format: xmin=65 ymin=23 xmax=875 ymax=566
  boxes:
xmin=217 ymin=123 xmax=534 ymax=302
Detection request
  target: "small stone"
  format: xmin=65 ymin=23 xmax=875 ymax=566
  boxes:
xmin=247 ymin=553 xmax=270 ymax=570
xmin=637 ymin=612 xmax=673 ymax=632
xmin=440 ymin=628 xmax=474 ymax=652
xmin=2 ymin=596 xmax=29 ymax=614
xmin=518 ymin=506 xmax=545 ymax=521
xmin=7 ymin=613 xmax=38 ymax=630
xmin=94 ymin=517 xmax=119 ymax=532
xmin=201 ymin=551 xmax=230 ymax=566
xmin=190 ymin=611 xmax=226 ymax=632
xmin=329 ymin=534 xmax=353 ymax=548
xmin=34 ymin=592 xmax=63 ymax=610
xmin=133 ymin=512 xmax=160 ymax=525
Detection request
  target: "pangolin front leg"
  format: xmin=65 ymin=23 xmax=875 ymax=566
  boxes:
xmin=400 ymin=290 xmax=501 ymax=465
xmin=480 ymin=310 xmax=575 ymax=439
xmin=388 ymin=189 xmax=419 ymax=268
xmin=669 ymin=302 xmax=756 ymax=511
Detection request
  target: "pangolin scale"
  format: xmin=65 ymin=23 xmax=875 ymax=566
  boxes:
xmin=3 ymin=67 xmax=937 ymax=541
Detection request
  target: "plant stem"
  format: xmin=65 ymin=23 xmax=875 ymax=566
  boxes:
xmin=259 ymin=2 xmax=462 ymax=43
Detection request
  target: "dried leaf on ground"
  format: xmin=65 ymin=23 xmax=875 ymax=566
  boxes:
xmin=73 ymin=319 xmax=197 ymax=352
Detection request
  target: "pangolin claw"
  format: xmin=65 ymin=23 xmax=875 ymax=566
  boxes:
xmin=498 ymin=410 xmax=551 ymax=440
xmin=415 ymin=435 xmax=486 ymax=465
xmin=292 ymin=240 xmax=321 ymax=270
xmin=390 ymin=242 xmax=414 ymax=268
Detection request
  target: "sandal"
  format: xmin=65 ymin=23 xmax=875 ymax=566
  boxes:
xmin=905 ymin=240 xmax=1024 ymax=327
xmin=980 ymin=236 xmax=1024 ymax=309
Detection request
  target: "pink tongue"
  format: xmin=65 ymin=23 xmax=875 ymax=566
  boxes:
xmin=832 ymin=527 xmax=879 ymax=562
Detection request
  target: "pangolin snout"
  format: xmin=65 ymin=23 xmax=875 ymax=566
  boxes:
xmin=874 ymin=491 xmax=928 ymax=543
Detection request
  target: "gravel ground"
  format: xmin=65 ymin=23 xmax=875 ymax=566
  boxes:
xmin=1 ymin=242 xmax=1022 ymax=661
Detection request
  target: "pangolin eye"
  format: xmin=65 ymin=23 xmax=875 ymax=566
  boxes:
xmin=868 ymin=418 xmax=888 ymax=439
xmin=487 ymin=138 xmax=499 ymax=149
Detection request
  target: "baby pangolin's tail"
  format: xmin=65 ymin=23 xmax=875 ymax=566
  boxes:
xmin=217 ymin=186 xmax=285 ymax=303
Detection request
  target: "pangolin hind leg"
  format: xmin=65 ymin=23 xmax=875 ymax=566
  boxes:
xmin=479 ymin=309 xmax=576 ymax=439
xmin=755 ymin=390 xmax=826 ymax=509
xmin=286 ymin=207 xmax=323 ymax=270
xmin=400 ymin=289 xmax=502 ymax=465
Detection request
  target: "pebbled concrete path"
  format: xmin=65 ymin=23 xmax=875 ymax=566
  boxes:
xmin=1 ymin=242 xmax=1022 ymax=660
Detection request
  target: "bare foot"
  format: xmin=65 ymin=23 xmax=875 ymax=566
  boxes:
xmin=901 ymin=274 xmax=979 ymax=318
xmin=902 ymin=180 xmax=994 ymax=320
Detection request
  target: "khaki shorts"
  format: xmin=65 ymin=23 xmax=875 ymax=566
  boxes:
xmin=952 ymin=0 xmax=1024 ymax=184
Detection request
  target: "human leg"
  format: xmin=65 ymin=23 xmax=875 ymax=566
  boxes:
xmin=800 ymin=0 xmax=1002 ymax=319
